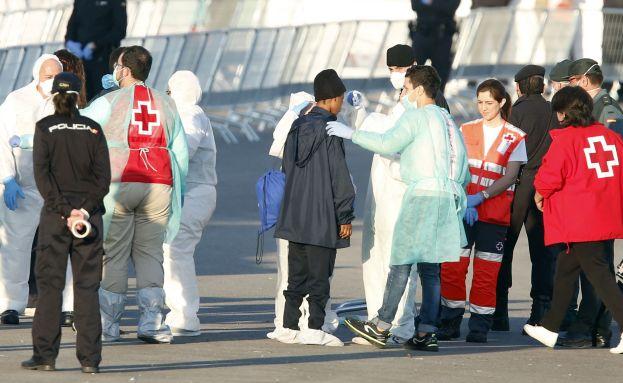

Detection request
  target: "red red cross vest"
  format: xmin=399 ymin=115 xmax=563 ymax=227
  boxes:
xmin=121 ymin=85 xmax=173 ymax=185
xmin=461 ymin=119 xmax=526 ymax=226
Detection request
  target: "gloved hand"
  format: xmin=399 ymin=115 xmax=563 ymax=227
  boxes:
xmin=101 ymin=74 xmax=116 ymax=90
xmin=326 ymin=121 xmax=354 ymax=140
xmin=66 ymin=40 xmax=83 ymax=59
xmin=8 ymin=135 xmax=20 ymax=148
xmin=291 ymin=101 xmax=312 ymax=115
xmin=467 ymin=192 xmax=485 ymax=208
xmin=346 ymin=90 xmax=364 ymax=109
xmin=3 ymin=178 xmax=25 ymax=211
xmin=464 ymin=207 xmax=478 ymax=226
xmin=82 ymin=42 xmax=96 ymax=61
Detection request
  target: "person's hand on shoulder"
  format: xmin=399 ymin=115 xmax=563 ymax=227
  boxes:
xmin=326 ymin=121 xmax=354 ymax=140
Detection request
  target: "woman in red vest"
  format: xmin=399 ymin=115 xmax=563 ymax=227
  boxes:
xmin=439 ymin=79 xmax=527 ymax=343
xmin=524 ymin=86 xmax=623 ymax=354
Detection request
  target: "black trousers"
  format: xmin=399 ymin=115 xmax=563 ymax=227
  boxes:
xmin=283 ymin=242 xmax=336 ymax=330
xmin=412 ymin=30 xmax=454 ymax=90
xmin=83 ymin=50 xmax=111 ymax=101
xmin=32 ymin=210 xmax=103 ymax=367
xmin=566 ymin=245 xmax=615 ymax=338
xmin=542 ymin=241 xmax=623 ymax=334
xmin=496 ymin=171 xmax=556 ymax=315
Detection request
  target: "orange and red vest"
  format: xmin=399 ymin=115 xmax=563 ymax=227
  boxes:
xmin=461 ymin=119 xmax=526 ymax=226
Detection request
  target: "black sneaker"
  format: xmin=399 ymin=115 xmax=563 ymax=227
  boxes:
xmin=556 ymin=333 xmax=592 ymax=348
xmin=594 ymin=333 xmax=611 ymax=348
xmin=465 ymin=331 xmax=487 ymax=343
xmin=344 ymin=318 xmax=389 ymax=348
xmin=21 ymin=358 xmax=55 ymax=371
xmin=1 ymin=310 xmax=19 ymax=325
xmin=61 ymin=311 xmax=74 ymax=328
xmin=404 ymin=333 xmax=439 ymax=352
xmin=437 ymin=317 xmax=461 ymax=340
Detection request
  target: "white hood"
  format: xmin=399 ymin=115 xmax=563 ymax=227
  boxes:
xmin=168 ymin=70 xmax=202 ymax=106
xmin=31 ymin=53 xmax=63 ymax=82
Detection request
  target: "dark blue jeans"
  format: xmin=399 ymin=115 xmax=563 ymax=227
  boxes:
xmin=376 ymin=263 xmax=440 ymax=334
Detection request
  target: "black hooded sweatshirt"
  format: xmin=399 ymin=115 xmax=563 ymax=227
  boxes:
xmin=275 ymin=107 xmax=355 ymax=249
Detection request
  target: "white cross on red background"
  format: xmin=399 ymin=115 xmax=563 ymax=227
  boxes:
xmin=131 ymin=100 xmax=161 ymax=136
xmin=584 ymin=135 xmax=619 ymax=178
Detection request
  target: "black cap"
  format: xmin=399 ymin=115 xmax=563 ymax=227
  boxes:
xmin=569 ymin=58 xmax=602 ymax=77
xmin=52 ymin=72 xmax=81 ymax=94
xmin=386 ymin=44 xmax=415 ymax=67
xmin=313 ymin=69 xmax=346 ymax=102
xmin=548 ymin=59 xmax=572 ymax=82
xmin=514 ymin=64 xmax=545 ymax=82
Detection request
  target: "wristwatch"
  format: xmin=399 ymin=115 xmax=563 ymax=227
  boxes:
xmin=481 ymin=190 xmax=490 ymax=200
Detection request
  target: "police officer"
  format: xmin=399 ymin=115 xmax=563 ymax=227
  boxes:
xmin=65 ymin=0 xmax=127 ymax=100
xmin=558 ymin=58 xmax=623 ymax=348
xmin=21 ymin=72 xmax=110 ymax=373
xmin=409 ymin=0 xmax=460 ymax=90
xmin=493 ymin=65 xmax=559 ymax=331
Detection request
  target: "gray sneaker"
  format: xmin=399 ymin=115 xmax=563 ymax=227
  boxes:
xmin=384 ymin=335 xmax=408 ymax=348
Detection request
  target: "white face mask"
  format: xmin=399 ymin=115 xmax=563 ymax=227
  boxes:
xmin=39 ymin=79 xmax=53 ymax=97
xmin=390 ymin=71 xmax=406 ymax=90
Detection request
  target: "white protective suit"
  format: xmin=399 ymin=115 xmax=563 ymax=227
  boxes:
xmin=353 ymin=101 xmax=419 ymax=340
xmin=0 ymin=54 xmax=70 ymax=314
xmin=267 ymin=92 xmax=339 ymax=336
xmin=163 ymin=71 xmax=217 ymax=332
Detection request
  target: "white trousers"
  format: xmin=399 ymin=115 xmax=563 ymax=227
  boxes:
xmin=0 ymin=187 xmax=42 ymax=313
xmin=163 ymin=184 xmax=216 ymax=331
xmin=272 ymin=239 xmax=339 ymax=333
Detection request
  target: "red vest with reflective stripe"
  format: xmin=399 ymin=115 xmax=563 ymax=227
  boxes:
xmin=121 ymin=85 xmax=173 ymax=185
xmin=461 ymin=119 xmax=526 ymax=226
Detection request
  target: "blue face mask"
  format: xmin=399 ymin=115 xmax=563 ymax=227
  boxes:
xmin=401 ymin=90 xmax=416 ymax=109
xmin=101 ymin=74 xmax=116 ymax=90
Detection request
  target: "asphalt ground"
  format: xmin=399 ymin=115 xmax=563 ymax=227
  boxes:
xmin=0 ymin=131 xmax=621 ymax=383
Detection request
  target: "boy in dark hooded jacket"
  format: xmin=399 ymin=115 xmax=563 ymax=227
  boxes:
xmin=274 ymin=69 xmax=356 ymax=346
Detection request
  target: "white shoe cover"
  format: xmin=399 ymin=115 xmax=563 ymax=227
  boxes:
xmin=270 ymin=328 xmax=300 ymax=344
xmin=299 ymin=329 xmax=343 ymax=347
xmin=610 ymin=333 xmax=623 ymax=354
xmin=523 ymin=324 xmax=558 ymax=348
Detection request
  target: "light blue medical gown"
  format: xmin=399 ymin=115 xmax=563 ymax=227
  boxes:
xmin=352 ymin=104 xmax=470 ymax=265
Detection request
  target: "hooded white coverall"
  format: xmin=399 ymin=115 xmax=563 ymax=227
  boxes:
xmin=163 ymin=71 xmax=217 ymax=332
xmin=267 ymin=92 xmax=339 ymax=336
xmin=0 ymin=54 xmax=70 ymax=314
xmin=352 ymin=101 xmax=419 ymax=340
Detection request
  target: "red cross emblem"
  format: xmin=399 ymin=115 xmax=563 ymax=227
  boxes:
xmin=131 ymin=100 xmax=161 ymax=136
xmin=503 ymin=133 xmax=515 ymax=143
xmin=583 ymin=135 xmax=619 ymax=178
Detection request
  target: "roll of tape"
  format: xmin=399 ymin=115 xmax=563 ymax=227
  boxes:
xmin=71 ymin=219 xmax=91 ymax=239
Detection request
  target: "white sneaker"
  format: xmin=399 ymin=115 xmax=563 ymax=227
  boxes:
xmin=170 ymin=327 xmax=201 ymax=337
xmin=610 ymin=333 xmax=623 ymax=354
xmin=523 ymin=324 xmax=558 ymax=348
xmin=298 ymin=329 xmax=343 ymax=347
xmin=24 ymin=308 xmax=36 ymax=317
xmin=269 ymin=328 xmax=300 ymax=344
xmin=352 ymin=336 xmax=372 ymax=346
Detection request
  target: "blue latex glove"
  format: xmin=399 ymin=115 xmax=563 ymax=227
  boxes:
xmin=82 ymin=43 xmax=95 ymax=61
xmin=66 ymin=40 xmax=83 ymax=59
xmin=3 ymin=178 xmax=25 ymax=211
xmin=467 ymin=193 xmax=485 ymax=208
xmin=346 ymin=90 xmax=364 ymax=108
xmin=101 ymin=74 xmax=116 ymax=90
xmin=464 ymin=207 xmax=478 ymax=226
xmin=8 ymin=135 xmax=20 ymax=148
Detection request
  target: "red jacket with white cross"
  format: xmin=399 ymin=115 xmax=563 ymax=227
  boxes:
xmin=535 ymin=122 xmax=623 ymax=246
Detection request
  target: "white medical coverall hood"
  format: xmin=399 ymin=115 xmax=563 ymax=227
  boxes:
xmin=163 ymin=70 xmax=217 ymax=332
xmin=0 ymin=54 xmax=62 ymax=313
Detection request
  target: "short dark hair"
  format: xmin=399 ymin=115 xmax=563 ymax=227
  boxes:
xmin=518 ymin=75 xmax=544 ymax=95
xmin=109 ymin=46 xmax=126 ymax=72
xmin=405 ymin=65 xmax=441 ymax=99
xmin=121 ymin=46 xmax=152 ymax=81
xmin=586 ymin=73 xmax=604 ymax=86
xmin=551 ymin=86 xmax=595 ymax=127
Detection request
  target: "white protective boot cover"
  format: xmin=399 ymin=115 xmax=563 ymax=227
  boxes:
xmin=137 ymin=287 xmax=173 ymax=343
xmin=99 ymin=288 xmax=126 ymax=341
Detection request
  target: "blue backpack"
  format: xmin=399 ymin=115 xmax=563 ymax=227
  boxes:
xmin=255 ymin=170 xmax=286 ymax=264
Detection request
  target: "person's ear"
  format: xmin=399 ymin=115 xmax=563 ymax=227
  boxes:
xmin=556 ymin=112 xmax=565 ymax=123
xmin=500 ymin=98 xmax=506 ymax=108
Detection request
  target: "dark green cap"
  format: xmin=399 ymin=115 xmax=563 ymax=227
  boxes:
xmin=514 ymin=64 xmax=545 ymax=82
xmin=548 ymin=59 xmax=572 ymax=82
xmin=569 ymin=58 xmax=602 ymax=77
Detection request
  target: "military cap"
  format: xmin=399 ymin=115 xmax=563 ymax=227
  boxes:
xmin=514 ymin=64 xmax=545 ymax=82
xmin=548 ymin=59 xmax=572 ymax=82
xmin=569 ymin=58 xmax=602 ymax=77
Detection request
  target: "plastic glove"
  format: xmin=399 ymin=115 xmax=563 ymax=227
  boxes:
xmin=19 ymin=134 xmax=34 ymax=149
xmin=66 ymin=40 xmax=83 ymax=59
xmin=101 ymin=74 xmax=116 ymax=90
xmin=467 ymin=193 xmax=485 ymax=208
xmin=82 ymin=42 xmax=96 ymax=61
xmin=346 ymin=90 xmax=364 ymax=109
xmin=291 ymin=101 xmax=312 ymax=115
xmin=464 ymin=207 xmax=478 ymax=226
xmin=8 ymin=135 xmax=20 ymax=148
xmin=3 ymin=178 xmax=25 ymax=211
xmin=326 ymin=121 xmax=354 ymax=140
